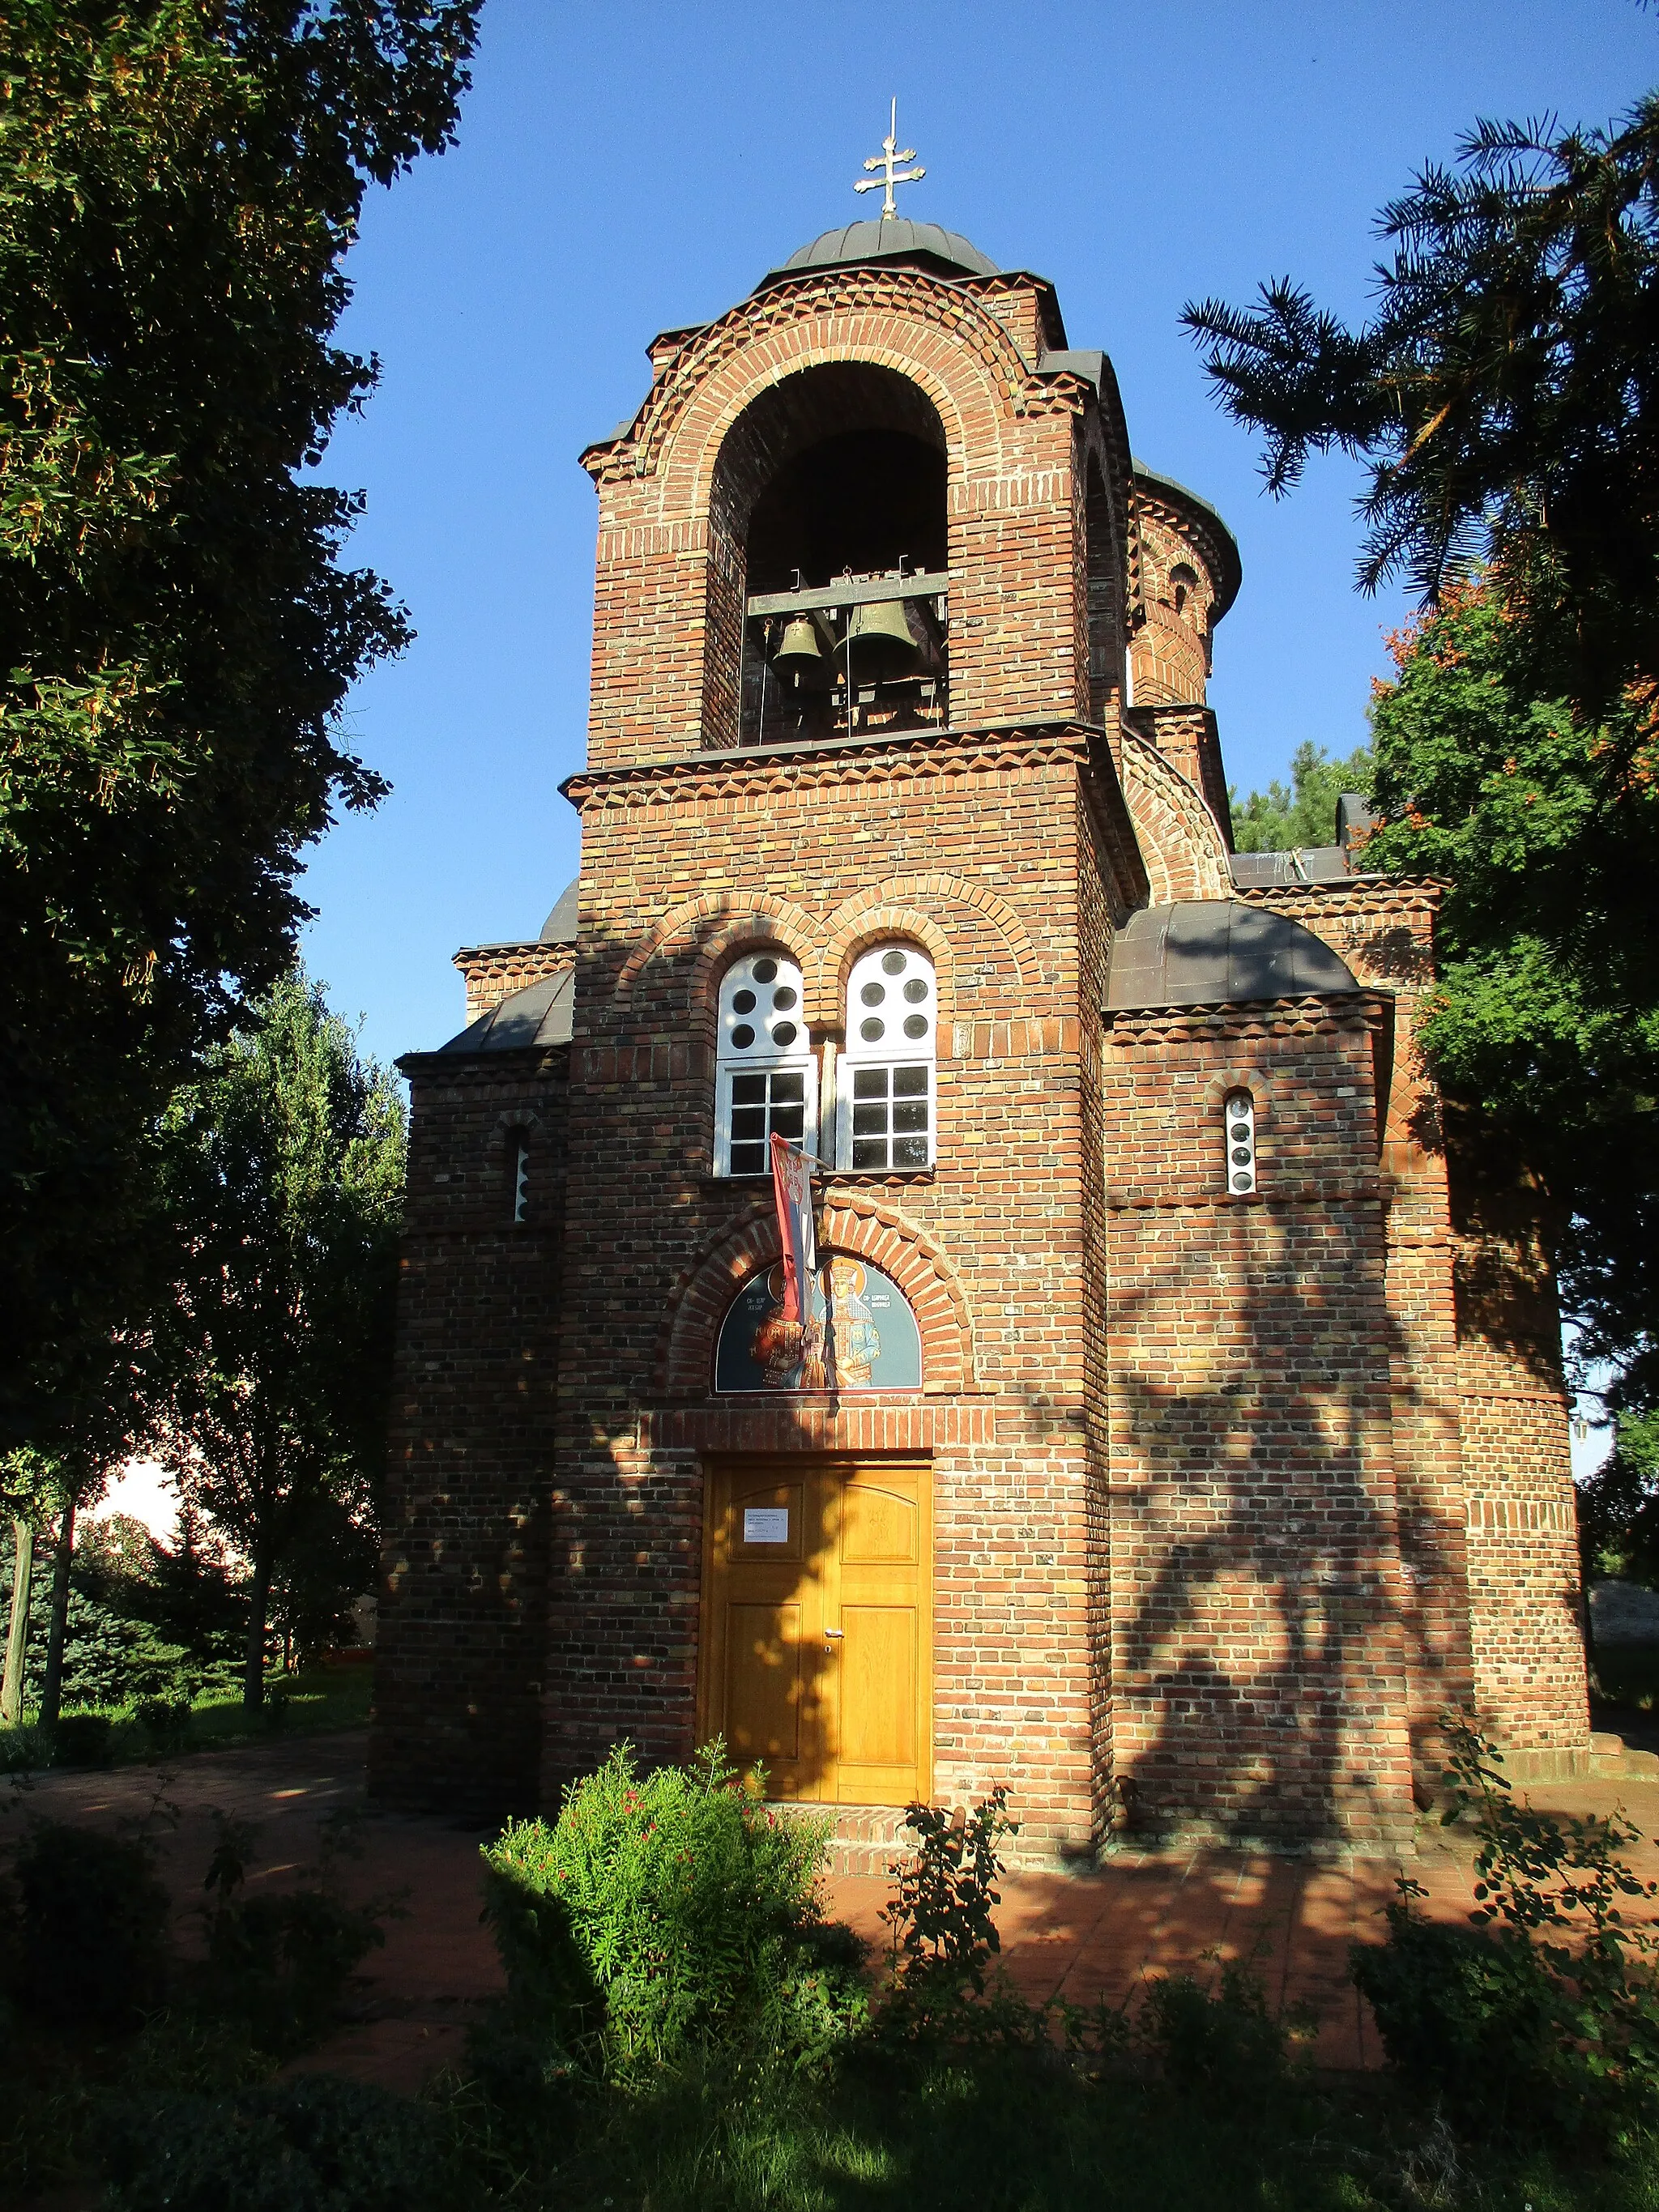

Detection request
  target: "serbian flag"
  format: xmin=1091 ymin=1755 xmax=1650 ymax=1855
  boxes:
xmin=770 ymin=1132 xmax=817 ymax=1324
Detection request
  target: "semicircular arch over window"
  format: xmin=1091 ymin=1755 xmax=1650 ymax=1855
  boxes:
xmin=715 ymin=1257 xmax=922 ymax=1392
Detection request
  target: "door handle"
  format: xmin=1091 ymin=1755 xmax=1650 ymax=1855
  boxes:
xmin=823 ymin=1628 xmax=844 ymax=1652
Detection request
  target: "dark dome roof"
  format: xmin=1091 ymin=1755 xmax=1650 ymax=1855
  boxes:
xmin=757 ymin=218 xmax=999 ymax=292
xmin=441 ymin=970 xmax=573 ymax=1055
xmin=1105 ymin=901 xmax=1362 ymax=1012
xmin=539 ymin=876 xmax=578 ymax=944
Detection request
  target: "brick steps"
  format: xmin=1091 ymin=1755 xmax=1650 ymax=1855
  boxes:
xmin=1590 ymin=1730 xmax=1659 ymax=1780
xmin=766 ymin=1801 xmax=912 ymax=1878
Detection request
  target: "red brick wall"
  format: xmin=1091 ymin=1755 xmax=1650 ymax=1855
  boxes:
xmin=370 ymin=1048 xmax=568 ymax=1817
xmin=1101 ymin=997 xmax=1416 ymax=1849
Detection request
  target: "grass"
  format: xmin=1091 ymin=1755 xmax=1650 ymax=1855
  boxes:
xmin=0 ymin=1659 xmax=372 ymax=1772
xmin=425 ymin=2042 xmax=1659 ymax=2212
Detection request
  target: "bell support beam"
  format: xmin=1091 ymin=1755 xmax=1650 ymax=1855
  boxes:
xmin=745 ymin=570 xmax=949 ymax=618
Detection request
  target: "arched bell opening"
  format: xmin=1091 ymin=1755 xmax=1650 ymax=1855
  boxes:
xmin=707 ymin=363 xmax=951 ymax=749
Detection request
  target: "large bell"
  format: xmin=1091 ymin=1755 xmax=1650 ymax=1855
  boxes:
xmin=771 ymin=613 xmax=831 ymax=688
xmin=843 ymin=598 xmax=922 ymax=683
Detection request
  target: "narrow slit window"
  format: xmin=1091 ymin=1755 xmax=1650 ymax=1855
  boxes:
xmin=714 ymin=951 xmax=816 ymax=1177
xmin=837 ymin=943 xmax=936 ymax=1171
xmin=1224 ymin=1090 xmax=1256 ymax=1194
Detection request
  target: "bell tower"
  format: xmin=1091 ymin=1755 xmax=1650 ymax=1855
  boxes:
xmin=546 ymin=185 xmax=1154 ymax=1852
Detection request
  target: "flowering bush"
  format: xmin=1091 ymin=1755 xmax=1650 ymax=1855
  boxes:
xmin=480 ymin=1741 xmax=864 ymax=2081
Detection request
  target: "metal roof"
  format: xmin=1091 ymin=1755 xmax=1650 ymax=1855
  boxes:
xmin=1105 ymin=901 xmax=1362 ymax=1011
xmin=757 ymin=218 xmax=1000 ymax=291
xmin=439 ymin=969 xmax=574 ymax=1055
xmin=540 ymin=877 xmax=579 ymax=943
xmin=1228 ymin=847 xmax=1354 ymax=889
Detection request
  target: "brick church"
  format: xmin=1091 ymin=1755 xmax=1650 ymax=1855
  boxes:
xmin=370 ymin=186 xmax=1592 ymax=1856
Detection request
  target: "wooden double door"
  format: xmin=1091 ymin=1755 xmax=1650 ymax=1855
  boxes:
xmin=701 ymin=1460 xmax=932 ymax=1805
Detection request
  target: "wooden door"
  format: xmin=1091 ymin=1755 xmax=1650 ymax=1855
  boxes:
xmin=702 ymin=1461 xmax=930 ymax=1805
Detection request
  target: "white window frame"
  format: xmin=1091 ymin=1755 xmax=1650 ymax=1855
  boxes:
xmin=836 ymin=942 xmax=937 ymax=1173
xmin=1223 ymin=1088 xmax=1257 ymax=1194
xmin=714 ymin=950 xmax=817 ymax=1178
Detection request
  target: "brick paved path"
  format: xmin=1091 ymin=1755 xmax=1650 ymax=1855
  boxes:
xmin=13 ymin=1731 xmax=1659 ymax=2089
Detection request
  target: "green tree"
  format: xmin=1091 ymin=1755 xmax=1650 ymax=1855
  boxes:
xmin=0 ymin=0 xmax=479 ymax=1447
xmin=1183 ymin=80 xmax=1659 ymax=1416
xmin=1363 ymin=585 xmax=1659 ymax=1413
xmin=1182 ymin=91 xmax=1659 ymax=722
xmin=152 ymin=969 xmax=406 ymax=1708
xmin=1229 ymin=738 xmax=1373 ymax=853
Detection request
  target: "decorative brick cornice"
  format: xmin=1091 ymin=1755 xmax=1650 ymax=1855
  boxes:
xmin=563 ymin=718 xmax=1093 ymax=808
xmin=1233 ymin=879 xmax=1445 ymax=919
xmin=561 ymin=718 xmax=1149 ymax=917
xmin=1103 ymin=992 xmax=1390 ymax=1045
xmin=397 ymin=1045 xmax=570 ymax=1081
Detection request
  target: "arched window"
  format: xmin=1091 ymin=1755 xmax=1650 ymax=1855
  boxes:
xmin=714 ymin=950 xmax=816 ymax=1178
xmin=505 ymin=1128 xmax=531 ymax=1225
xmin=1171 ymin=562 xmax=1199 ymax=621
xmin=1224 ymin=1089 xmax=1256 ymax=1194
xmin=838 ymin=944 xmax=936 ymax=1171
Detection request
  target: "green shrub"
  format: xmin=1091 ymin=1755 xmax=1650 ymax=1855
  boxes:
xmin=1351 ymin=1715 xmax=1659 ymax=2142
xmin=880 ymin=1787 xmax=1017 ymax=2027
xmin=134 ymin=1694 xmax=194 ymax=1756
xmin=8 ymin=1818 xmax=172 ymax=2028
xmin=50 ymin=1710 xmax=114 ymax=1767
xmin=1138 ymin=1959 xmax=1314 ymax=2094
xmin=196 ymin=1809 xmax=390 ymax=2057
xmin=103 ymin=2074 xmax=450 ymax=2212
xmin=480 ymin=1741 xmax=858 ymax=2081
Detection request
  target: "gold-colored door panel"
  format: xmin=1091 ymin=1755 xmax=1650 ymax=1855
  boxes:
xmin=702 ymin=1460 xmax=930 ymax=1805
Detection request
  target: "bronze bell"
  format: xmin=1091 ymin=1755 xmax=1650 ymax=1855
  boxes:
xmin=771 ymin=613 xmax=831 ymax=688
xmin=843 ymin=597 xmax=921 ymax=683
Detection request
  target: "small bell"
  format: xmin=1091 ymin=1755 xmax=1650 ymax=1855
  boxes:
xmin=843 ymin=598 xmax=922 ymax=683
xmin=771 ymin=613 xmax=832 ymax=688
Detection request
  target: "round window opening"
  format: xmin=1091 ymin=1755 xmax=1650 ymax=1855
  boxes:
xmin=881 ymin=949 xmax=907 ymax=975
xmin=772 ymin=1022 xmax=798 ymax=1047
xmin=772 ymin=986 xmax=797 ymax=1011
xmin=731 ymin=1025 xmax=755 ymax=1049
xmin=753 ymin=957 xmax=778 ymax=983
xmin=732 ymin=989 xmax=756 ymax=1015
xmin=860 ymin=1017 xmax=885 ymax=1042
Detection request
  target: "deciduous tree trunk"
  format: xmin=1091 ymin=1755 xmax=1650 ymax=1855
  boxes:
xmin=38 ymin=1499 xmax=76 ymax=1729
xmin=244 ymin=1541 xmax=272 ymax=1711
xmin=2 ymin=1519 xmax=34 ymax=1724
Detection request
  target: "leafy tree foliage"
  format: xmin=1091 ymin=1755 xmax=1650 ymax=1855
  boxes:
xmin=1363 ymin=586 xmax=1659 ymax=1413
xmin=1578 ymin=1410 xmax=1659 ymax=1589
xmin=1185 ymin=81 xmax=1659 ymax=1418
xmin=0 ymin=0 xmax=479 ymax=1445
xmin=1230 ymin=739 xmax=1372 ymax=853
xmin=151 ymin=969 xmax=404 ymax=1707
xmin=1183 ymin=95 xmax=1659 ymax=721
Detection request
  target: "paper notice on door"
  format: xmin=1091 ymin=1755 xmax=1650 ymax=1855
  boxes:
xmin=742 ymin=1507 xmax=789 ymax=1545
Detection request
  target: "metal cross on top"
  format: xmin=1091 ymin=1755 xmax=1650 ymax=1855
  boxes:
xmin=854 ymin=99 xmax=924 ymax=219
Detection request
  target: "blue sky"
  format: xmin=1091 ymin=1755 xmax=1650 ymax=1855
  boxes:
xmin=301 ymin=0 xmax=1656 ymax=1068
